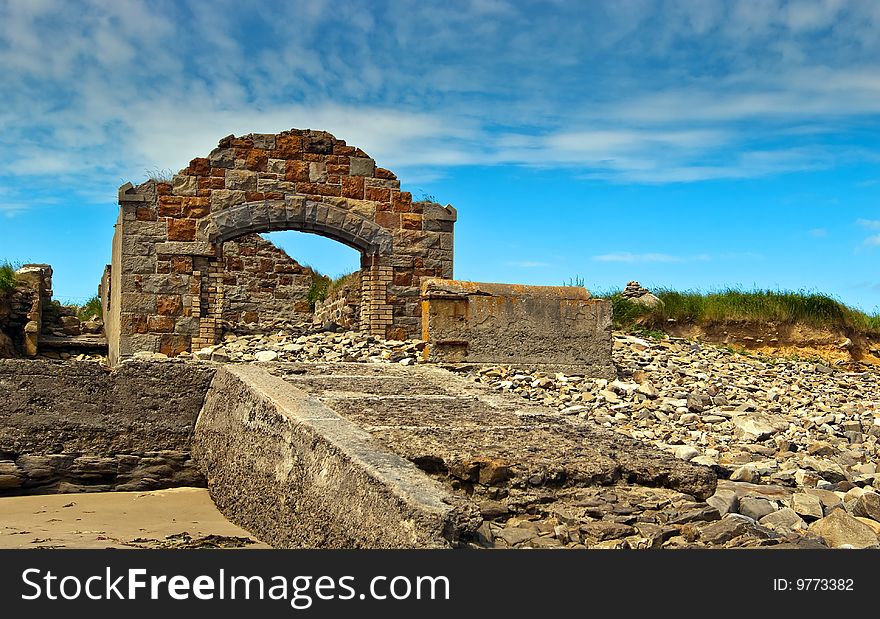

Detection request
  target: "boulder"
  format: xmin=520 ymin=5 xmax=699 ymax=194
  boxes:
xmin=808 ymin=509 xmax=880 ymax=549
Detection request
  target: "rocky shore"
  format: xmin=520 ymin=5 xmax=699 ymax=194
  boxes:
xmin=163 ymin=326 xmax=880 ymax=548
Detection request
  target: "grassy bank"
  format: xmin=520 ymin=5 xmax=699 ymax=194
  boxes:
xmin=603 ymin=288 xmax=880 ymax=337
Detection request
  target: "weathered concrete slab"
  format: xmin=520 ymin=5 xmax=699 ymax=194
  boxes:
xmin=272 ymin=363 xmax=716 ymax=503
xmin=420 ymin=279 xmax=614 ymax=377
xmin=192 ymin=365 xmax=481 ymax=548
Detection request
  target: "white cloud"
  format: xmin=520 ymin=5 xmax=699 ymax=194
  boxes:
xmin=809 ymin=228 xmax=828 ymax=237
xmin=857 ymin=219 xmax=880 ymax=230
xmin=865 ymin=235 xmax=880 ymax=247
xmin=2 ymin=0 xmax=880 ymax=210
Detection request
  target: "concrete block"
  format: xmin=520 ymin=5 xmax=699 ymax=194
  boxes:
xmin=193 ymin=365 xmax=479 ymax=548
xmin=421 ymin=279 xmax=614 ymax=377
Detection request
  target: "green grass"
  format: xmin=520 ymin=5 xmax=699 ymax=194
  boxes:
xmin=305 ymin=269 xmax=358 ymax=310
xmin=0 ymin=261 xmax=19 ymax=293
xmin=77 ymin=295 xmax=103 ymax=321
xmin=601 ymin=287 xmax=880 ymax=336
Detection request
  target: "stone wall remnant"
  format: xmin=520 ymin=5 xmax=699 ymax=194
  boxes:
xmin=219 ymin=233 xmax=315 ymax=327
xmin=0 ymin=360 xmax=215 ymax=494
xmin=313 ymin=272 xmax=361 ymax=330
xmin=105 ymin=129 xmax=456 ymax=364
xmin=420 ymin=279 xmax=614 ymax=377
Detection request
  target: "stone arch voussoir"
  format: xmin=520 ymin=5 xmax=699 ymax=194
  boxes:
xmin=208 ymin=198 xmax=393 ymax=256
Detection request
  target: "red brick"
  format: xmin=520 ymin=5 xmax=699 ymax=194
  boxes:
xmin=392 ymin=190 xmax=412 ymax=213
xmin=341 ymin=176 xmax=364 ymax=199
xmin=158 ymin=197 xmax=182 ymax=217
xmin=156 ymin=295 xmax=183 ymax=316
xmin=186 ymin=157 xmax=211 ymax=176
xmin=366 ymin=186 xmax=391 ymax=202
xmin=275 ymin=134 xmax=302 ymax=155
xmin=285 ymin=160 xmax=309 ymax=182
xmin=156 ymin=182 xmax=172 ymax=196
xmin=375 ymin=167 xmax=397 ymax=180
xmin=375 ymin=212 xmax=400 ymax=229
xmin=147 ymin=315 xmax=175 ymax=333
xmin=167 ymin=218 xmax=196 ymax=241
xmin=159 ymin=334 xmax=191 ymax=357
xmin=181 ymin=197 xmax=210 ymax=218
xmin=170 ymin=256 xmax=193 ymax=274
xmin=198 ymin=176 xmax=225 ymax=190
xmin=245 ymin=149 xmax=269 ymax=171
xmin=401 ymin=213 xmax=423 ymax=230
xmin=136 ymin=207 xmax=157 ymax=221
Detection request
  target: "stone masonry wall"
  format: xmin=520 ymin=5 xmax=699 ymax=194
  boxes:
xmin=0 ymin=360 xmax=215 ymax=495
xmin=109 ymin=129 xmax=457 ymax=362
xmin=219 ymin=233 xmax=314 ymax=327
xmin=313 ymin=272 xmax=361 ymax=330
xmin=0 ymin=286 xmax=34 ymax=357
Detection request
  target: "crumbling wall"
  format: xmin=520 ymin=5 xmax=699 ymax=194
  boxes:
xmin=219 ymin=233 xmax=314 ymax=327
xmin=313 ymin=272 xmax=361 ymax=330
xmin=0 ymin=360 xmax=215 ymax=495
xmin=0 ymin=287 xmax=33 ymax=357
xmin=421 ymin=279 xmax=615 ymax=377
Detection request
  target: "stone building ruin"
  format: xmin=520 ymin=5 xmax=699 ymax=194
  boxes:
xmin=102 ymin=128 xmax=457 ymax=364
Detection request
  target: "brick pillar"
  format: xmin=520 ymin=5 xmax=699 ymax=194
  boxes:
xmin=190 ymin=268 xmax=223 ymax=350
xmin=360 ymin=254 xmax=393 ymax=337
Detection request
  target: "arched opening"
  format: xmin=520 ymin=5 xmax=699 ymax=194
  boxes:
xmin=212 ymin=229 xmax=361 ymax=330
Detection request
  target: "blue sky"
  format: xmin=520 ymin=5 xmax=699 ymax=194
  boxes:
xmin=0 ymin=0 xmax=878 ymax=310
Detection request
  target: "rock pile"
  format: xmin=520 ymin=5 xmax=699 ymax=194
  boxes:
xmin=620 ymin=280 xmax=662 ymax=308
xmin=461 ymin=332 xmax=880 ymax=547
xmin=189 ymin=329 xmax=424 ymax=365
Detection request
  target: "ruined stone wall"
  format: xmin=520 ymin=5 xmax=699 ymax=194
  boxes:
xmin=0 ymin=360 xmax=215 ymax=495
xmin=108 ymin=128 xmax=456 ymax=362
xmin=0 ymin=286 xmax=34 ymax=357
xmin=313 ymin=272 xmax=361 ymax=330
xmin=219 ymin=233 xmax=314 ymax=327
xmin=421 ymin=279 xmax=615 ymax=377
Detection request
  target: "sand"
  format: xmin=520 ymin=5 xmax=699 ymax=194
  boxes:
xmin=0 ymin=487 xmax=269 ymax=549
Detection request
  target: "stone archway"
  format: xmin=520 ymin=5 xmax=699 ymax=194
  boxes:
xmin=104 ymin=129 xmax=457 ymax=364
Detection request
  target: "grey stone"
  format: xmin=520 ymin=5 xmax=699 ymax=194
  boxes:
xmin=349 ymin=157 xmax=376 ymax=177
xmin=738 ymin=496 xmax=777 ymax=520
xmin=172 ymin=175 xmax=198 ymax=196
xmin=852 ymin=492 xmax=880 ymax=522
xmin=697 ymin=514 xmax=759 ymax=545
xmin=731 ymin=414 xmax=777 ymax=441
xmin=759 ymin=507 xmax=806 ymax=532
xmin=706 ymin=489 xmax=739 ymax=516
xmin=225 ymin=169 xmax=258 ymax=191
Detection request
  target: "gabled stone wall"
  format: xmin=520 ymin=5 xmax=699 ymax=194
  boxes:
xmin=106 ymin=128 xmax=456 ymax=364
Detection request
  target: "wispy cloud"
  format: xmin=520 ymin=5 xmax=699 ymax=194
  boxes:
xmin=1 ymin=0 xmax=880 ymax=212
xmin=593 ymin=252 xmax=690 ymax=264
xmin=857 ymin=219 xmax=880 ymax=230
xmin=865 ymin=235 xmax=880 ymax=247
xmin=504 ymin=260 xmax=551 ymax=268
xmin=809 ymin=228 xmax=827 ymax=238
